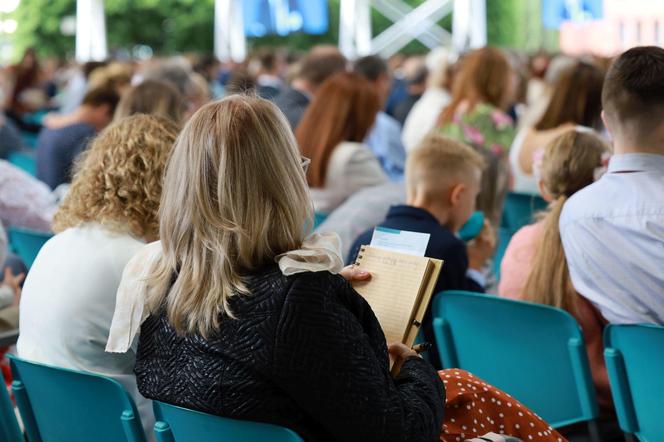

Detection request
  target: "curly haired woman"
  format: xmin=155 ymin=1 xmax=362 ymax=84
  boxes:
xmin=17 ymin=114 xmax=179 ymax=439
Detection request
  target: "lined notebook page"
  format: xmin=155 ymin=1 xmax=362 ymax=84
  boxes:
xmin=353 ymin=246 xmax=431 ymax=344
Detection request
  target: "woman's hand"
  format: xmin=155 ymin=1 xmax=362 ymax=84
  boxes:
xmin=3 ymin=267 xmax=25 ymax=306
xmin=388 ymin=342 xmax=420 ymax=376
xmin=339 ymin=265 xmax=371 ymax=282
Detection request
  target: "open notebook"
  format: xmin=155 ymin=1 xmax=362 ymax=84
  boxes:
xmin=351 ymin=246 xmax=443 ymax=347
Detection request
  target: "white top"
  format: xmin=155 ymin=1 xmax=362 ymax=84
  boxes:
xmin=509 ymin=128 xmax=540 ymax=195
xmin=17 ymin=223 xmax=154 ymax=438
xmin=560 ymin=153 xmax=664 ymax=324
xmin=402 ymin=88 xmax=451 ymax=152
xmin=309 ymin=141 xmax=388 ymax=214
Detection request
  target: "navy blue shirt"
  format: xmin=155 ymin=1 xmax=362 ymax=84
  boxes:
xmin=348 ymin=205 xmax=484 ymax=367
xmin=36 ymin=122 xmax=96 ymax=189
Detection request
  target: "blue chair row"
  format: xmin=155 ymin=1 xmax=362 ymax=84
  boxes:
xmin=3 ymin=355 xmax=302 ymax=442
xmin=8 ymin=227 xmax=53 ymax=269
xmin=431 ymin=290 xmax=664 ymax=442
xmin=8 ymin=151 xmax=37 ymax=177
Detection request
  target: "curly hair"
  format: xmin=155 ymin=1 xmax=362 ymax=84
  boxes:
xmin=53 ymin=114 xmax=179 ymax=239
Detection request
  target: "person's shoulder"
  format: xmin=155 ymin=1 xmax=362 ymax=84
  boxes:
xmin=559 ymin=181 xmax=604 ymax=229
xmin=376 ymin=111 xmax=401 ymax=130
xmin=283 ymin=270 xmax=350 ymax=307
xmin=427 ymin=224 xmax=467 ymax=259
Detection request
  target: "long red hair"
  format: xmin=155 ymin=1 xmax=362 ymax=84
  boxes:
xmin=438 ymin=47 xmax=512 ymax=125
xmin=295 ymin=72 xmax=381 ymax=188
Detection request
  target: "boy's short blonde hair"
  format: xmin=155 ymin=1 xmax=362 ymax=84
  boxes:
xmin=406 ymin=132 xmax=486 ymax=200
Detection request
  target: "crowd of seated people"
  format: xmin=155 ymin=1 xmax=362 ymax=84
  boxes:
xmin=0 ymin=41 xmax=661 ymax=442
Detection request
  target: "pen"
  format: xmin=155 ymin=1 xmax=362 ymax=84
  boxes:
xmin=411 ymin=342 xmax=432 ymax=354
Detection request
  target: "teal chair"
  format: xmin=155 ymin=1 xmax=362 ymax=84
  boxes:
xmin=0 ymin=376 xmax=22 ymax=442
xmin=8 ymin=227 xmax=53 ymax=268
xmin=313 ymin=212 xmax=328 ymax=229
xmin=604 ymin=324 xmax=664 ymax=442
xmin=432 ymin=291 xmax=600 ymax=438
xmin=8 ymin=152 xmax=37 ymax=176
xmin=500 ymin=192 xmax=548 ymax=232
xmin=7 ymin=355 xmax=146 ymax=442
xmin=153 ymin=401 xmax=303 ymax=442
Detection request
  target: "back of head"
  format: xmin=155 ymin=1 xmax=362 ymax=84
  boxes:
xmin=142 ymin=59 xmax=196 ymax=98
xmin=440 ymin=46 xmax=512 ymax=123
xmin=114 ymin=79 xmax=185 ymax=124
xmin=81 ymin=86 xmax=121 ymax=115
xmin=535 ymin=61 xmax=604 ymax=131
xmin=523 ymin=129 xmax=608 ymax=313
xmin=353 ymin=55 xmax=389 ymax=82
xmin=406 ymin=132 xmax=485 ymax=201
xmin=602 ymin=46 xmax=664 ymax=149
xmin=297 ymin=46 xmax=347 ymax=87
xmin=53 ymin=114 xmax=179 ymax=240
xmin=148 ymin=96 xmax=312 ymax=336
xmin=296 ymin=71 xmax=381 ymax=188
xmin=225 ymin=70 xmax=257 ymax=95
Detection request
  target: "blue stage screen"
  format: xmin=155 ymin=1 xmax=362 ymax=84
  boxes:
xmin=542 ymin=0 xmax=604 ymax=29
xmin=244 ymin=0 xmax=329 ymax=37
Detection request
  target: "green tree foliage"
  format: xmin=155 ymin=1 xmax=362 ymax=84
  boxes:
xmin=8 ymin=0 xmax=555 ymax=60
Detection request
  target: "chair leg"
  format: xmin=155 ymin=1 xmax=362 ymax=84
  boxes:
xmin=154 ymin=421 xmax=176 ymax=442
xmin=587 ymin=419 xmax=602 ymax=442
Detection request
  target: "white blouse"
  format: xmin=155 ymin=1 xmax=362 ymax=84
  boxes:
xmin=509 ymin=128 xmax=541 ymax=195
xmin=17 ymin=223 xmax=153 ymax=438
xmin=309 ymin=141 xmax=388 ymax=214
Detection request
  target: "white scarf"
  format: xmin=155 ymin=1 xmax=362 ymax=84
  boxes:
xmin=105 ymin=232 xmax=344 ymax=353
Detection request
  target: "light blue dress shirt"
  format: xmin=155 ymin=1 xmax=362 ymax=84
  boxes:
xmin=365 ymin=111 xmax=406 ymax=181
xmin=560 ymin=153 xmax=664 ymax=324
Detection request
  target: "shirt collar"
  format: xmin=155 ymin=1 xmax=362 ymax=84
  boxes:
xmin=608 ymin=153 xmax=664 ymax=173
xmin=387 ymin=205 xmax=439 ymax=224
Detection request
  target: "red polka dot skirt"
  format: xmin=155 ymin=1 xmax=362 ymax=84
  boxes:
xmin=439 ymin=369 xmax=567 ymax=442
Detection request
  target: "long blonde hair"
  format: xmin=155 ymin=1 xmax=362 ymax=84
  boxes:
xmin=53 ymin=114 xmax=179 ymax=240
xmin=522 ymin=130 xmax=608 ymax=314
xmin=146 ymin=96 xmax=313 ymax=336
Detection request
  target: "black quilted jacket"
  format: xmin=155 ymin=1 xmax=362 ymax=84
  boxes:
xmin=135 ymin=265 xmax=445 ymax=441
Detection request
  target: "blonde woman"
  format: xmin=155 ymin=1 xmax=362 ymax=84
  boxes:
xmin=107 ymin=97 xmax=565 ymax=442
xmin=499 ymin=129 xmax=613 ymax=413
xmin=18 ymin=114 xmax=179 ymax=438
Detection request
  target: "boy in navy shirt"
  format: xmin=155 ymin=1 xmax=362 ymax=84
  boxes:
xmin=348 ymin=133 xmax=495 ymax=366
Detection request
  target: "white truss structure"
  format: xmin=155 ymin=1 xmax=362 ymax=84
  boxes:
xmin=74 ymin=0 xmax=486 ymax=63
xmin=75 ymin=0 xmax=107 ymax=62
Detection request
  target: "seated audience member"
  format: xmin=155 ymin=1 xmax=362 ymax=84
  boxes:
xmin=510 ymin=61 xmax=604 ymax=194
xmin=348 ymin=134 xmax=496 ymax=366
xmin=114 ymin=79 xmax=185 ymax=124
xmin=499 ymin=129 xmax=614 ymax=414
xmin=393 ymin=60 xmax=428 ymax=126
xmin=561 ymin=46 xmax=664 ymax=325
xmin=106 ymin=96 xmax=563 ymax=442
xmin=255 ymin=51 xmax=283 ymax=99
xmin=0 ymin=224 xmax=24 ymax=332
xmin=353 ymin=55 xmax=407 ymax=181
xmin=436 ymin=46 xmax=517 ymax=225
xmin=296 ymin=72 xmax=388 ymax=213
xmin=0 ymin=159 xmax=56 ymax=232
xmin=18 ymin=115 xmax=179 ymax=438
xmin=224 ymin=70 xmax=257 ymax=95
xmin=36 ymin=87 xmax=120 ymax=189
xmin=0 ymin=114 xmax=26 ymax=158
xmin=316 ymin=181 xmax=406 ymax=259
xmin=402 ymin=47 xmax=453 ymax=152
xmin=273 ymin=45 xmax=346 ymax=129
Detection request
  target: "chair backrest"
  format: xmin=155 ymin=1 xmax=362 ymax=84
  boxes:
xmin=500 ymin=192 xmax=548 ymax=232
xmin=7 ymin=355 xmax=145 ymax=442
xmin=0 ymin=374 xmax=22 ymax=442
xmin=8 ymin=227 xmax=53 ymax=268
xmin=8 ymin=152 xmax=37 ymax=176
xmin=313 ymin=212 xmax=328 ymax=229
xmin=604 ymin=324 xmax=664 ymax=442
xmin=153 ymin=401 xmax=303 ymax=442
xmin=432 ymin=291 xmax=598 ymax=428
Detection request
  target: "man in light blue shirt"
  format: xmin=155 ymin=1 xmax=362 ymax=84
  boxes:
xmin=560 ymin=46 xmax=664 ymax=325
xmin=354 ymin=56 xmax=406 ymax=181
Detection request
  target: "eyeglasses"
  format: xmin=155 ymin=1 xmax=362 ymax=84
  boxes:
xmin=301 ymin=156 xmax=311 ymax=173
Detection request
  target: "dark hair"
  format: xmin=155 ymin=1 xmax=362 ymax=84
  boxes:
xmin=225 ymin=71 xmax=257 ymax=95
xmin=602 ymin=46 xmax=664 ymax=138
xmin=295 ymin=72 xmax=381 ymax=187
xmin=81 ymin=87 xmax=120 ymax=114
xmin=353 ymin=55 xmax=389 ymax=82
xmin=535 ymin=61 xmax=604 ymax=131
xmin=259 ymin=52 xmax=277 ymax=71
xmin=298 ymin=48 xmax=347 ymax=87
